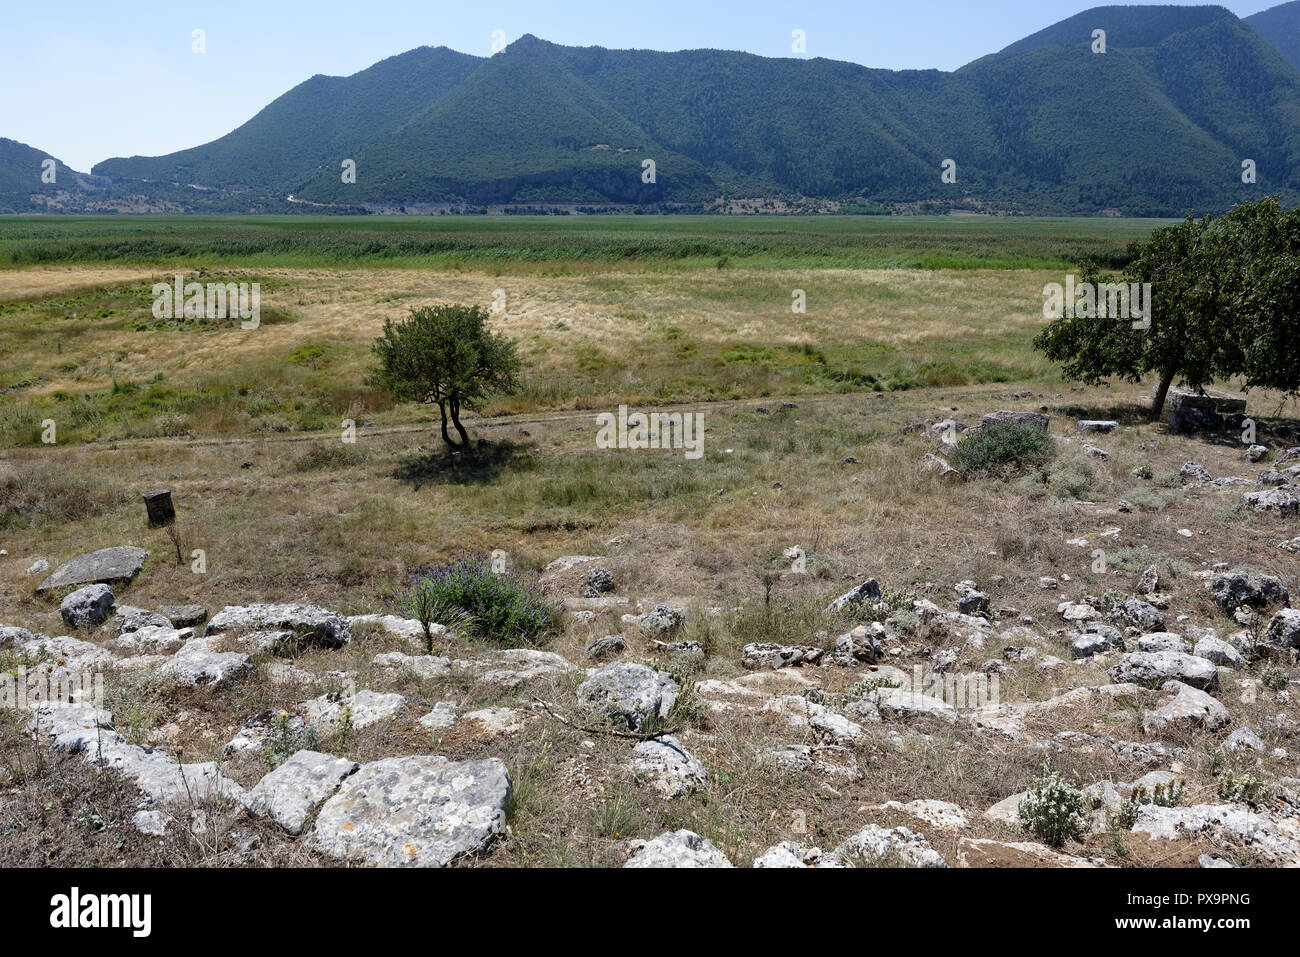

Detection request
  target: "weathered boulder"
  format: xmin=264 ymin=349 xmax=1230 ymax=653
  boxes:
xmin=1223 ymin=728 xmax=1266 ymax=753
xmin=639 ymin=605 xmax=685 ymax=637
xmin=59 ymin=584 xmax=115 ymax=628
xmin=760 ymin=744 xmax=862 ymax=780
xmin=831 ymin=624 xmax=883 ymax=665
xmin=461 ymin=648 xmax=578 ymax=688
xmin=1263 ymin=608 xmax=1300 ymax=649
xmin=584 ymin=634 xmax=625 ymax=661
xmin=31 ymin=701 xmax=246 ymax=806
xmin=954 ymin=580 xmax=989 ymax=616
xmin=876 ymin=687 xmax=958 ymax=723
xmin=417 ymin=702 xmax=458 ymax=730
xmin=1211 ymin=572 xmax=1290 ymax=612
xmin=1194 ymin=635 xmax=1245 ymax=668
xmin=1138 ymin=632 xmax=1191 ymax=654
xmin=1082 ymin=444 xmax=1110 ymax=461
xmin=921 ymin=453 xmax=959 ymax=479
xmin=1243 ymin=489 xmax=1299 ymax=515
xmin=741 ymin=642 xmax=824 ymax=670
xmin=1131 ymin=804 xmax=1298 ymax=863
xmin=826 ymin=578 xmax=882 ymax=614
xmin=1180 ymin=461 xmax=1212 ymax=485
xmin=314 ymin=756 xmax=511 ymax=867
xmin=206 ymin=603 xmax=350 ymax=649
xmin=631 ymin=735 xmax=706 ymax=798
xmin=156 ymin=604 xmax=207 ymax=628
xmin=371 ymin=652 xmax=452 ymax=680
xmin=110 ymin=623 xmax=191 ymax=655
xmin=583 ymin=568 xmax=615 ymax=597
xmin=1110 ymin=651 xmax=1218 ymax=691
xmin=820 ymin=825 xmax=948 ymax=868
xmin=576 ymin=662 xmax=679 ymax=731
xmin=299 ymin=690 xmax=408 ymax=732
xmin=246 ymin=750 xmax=359 ymax=835
xmin=113 ymin=605 xmax=171 ymax=633
xmin=969 ymin=410 xmax=1050 ymax=437
xmin=1072 ymin=622 xmax=1124 ymax=659
xmin=37 ymin=546 xmax=147 ymax=593
xmin=453 ymin=708 xmax=520 ymax=738
xmin=1142 ymin=680 xmax=1230 ymax=735
xmin=153 ymin=638 xmax=252 ymax=688
xmin=1121 ymin=600 xmax=1166 ymax=632
xmin=1077 ymin=420 xmax=1118 ymax=433
xmin=1137 ymin=565 xmax=1160 ymax=595
xmin=624 ymin=829 xmax=732 ymax=868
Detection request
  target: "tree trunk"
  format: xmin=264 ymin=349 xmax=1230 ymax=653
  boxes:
xmin=1151 ymin=369 xmax=1176 ymax=422
xmin=438 ymin=400 xmax=464 ymax=450
xmin=449 ymin=397 xmax=470 ymax=449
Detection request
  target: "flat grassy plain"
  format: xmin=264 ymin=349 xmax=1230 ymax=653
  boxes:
xmin=0 ymin=214 xmax=1169 ymax=446
xmin=3 ymin=214 xmax=1298 ymax=868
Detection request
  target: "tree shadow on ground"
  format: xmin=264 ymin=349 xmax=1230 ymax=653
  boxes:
xmin=1047 ymin=400 xmax=1153 ymax=427
xmin=1049 ymin=399 xmax=1300 ymax=449
xmin=394 ymin=439 xmax=532 ymax=489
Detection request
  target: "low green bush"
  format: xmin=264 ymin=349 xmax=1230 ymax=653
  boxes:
xmin=951 ymin=422 xmax=1054 ymax=478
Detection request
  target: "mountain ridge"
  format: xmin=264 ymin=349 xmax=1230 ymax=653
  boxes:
xmin=5 ymin=3 xmax=1300 ymax=215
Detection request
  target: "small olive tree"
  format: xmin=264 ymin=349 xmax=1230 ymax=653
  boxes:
xmin=369 ymin=304 xmax=521 ymax=450
xmin=1034 ymin=198 xmax=1300 ymax=421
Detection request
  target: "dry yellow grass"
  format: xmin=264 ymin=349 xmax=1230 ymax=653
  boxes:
xmin=2 ymin=260 xmax=1298 ymax=869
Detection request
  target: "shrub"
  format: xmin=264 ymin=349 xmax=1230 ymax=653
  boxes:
xmin=950 ymin=422 xmax=1054 ymax=478
xmin=0 ymin=463 xmax=126 ymax=531
xmin=292 ymin=444 xmax=367 ymax=471
xmin=1216 ymin=769 xmax=1265 ymax=804
xmin=264 ymin=712 xmax=321 ymax=768
xmin=396 ymin=554 xmax=559 ymax=647
xmin=1019 ymin=764 xmax=1085 ymax=847
xmin=1115 ymin=779 xmax=1187 ymax=829
xmin=1261 ymin=665 xmax=1291 ymax=691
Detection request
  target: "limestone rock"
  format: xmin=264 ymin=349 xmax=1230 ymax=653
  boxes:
xmin=206 ymin=603 xmax=350 ymax=649
xmin=246 ymin=750 xmax=360 ymax=835
xmin=826 ymin=578 xmax=882 ymax=614
xmin=299 ymin=690 xmax=408 ymax=732
xmin=1264 ymin=609 xmax=1300 ymax=649
xmin=153 ymin=638 xmax=252 ymax=688
xmin=584 ymin=634 xmax=625 ymax=661
xmin=1110 ymin=651 xmax=1218 ymax=691
xmin=37 ymin=546 xmax=147 ymax=593
xmin=1142 ymin=680 xmax=1230 ymax=735
xmin=741 ymin=642 xmax=825 ymax=670
xmin=314 ymin=755 xmax=511 ymax=867
xmin=631 ymin=735 xmax=707 ymax=798
xmin=59 ymin=584 xmax=115 ymax=628
xmin=372 ymin=652 xmax=452 ymax=680
xmin=576 ymin=662 xmax=679 ymax=731
xmin=624 ymin=829 xmax=732 ymax=868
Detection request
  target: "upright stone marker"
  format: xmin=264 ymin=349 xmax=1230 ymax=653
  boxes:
xmin=143 ymin=490 xmax=175 ymax=528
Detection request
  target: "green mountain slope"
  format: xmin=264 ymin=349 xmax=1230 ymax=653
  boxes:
xmin=298 ymin=36 xmax=714 ymax=205
xmin=0 ymin=138 xmax=87 ymax=213
xmin=1246 ymin=1 xmax=1300 ymax=71
xmin=995 ymin=4 xmax=1236 ymax=57
xmin=94 ymin=46 xmax=482 ymax=189
xmin=43 ymin=4 xmax=1300 ymax=214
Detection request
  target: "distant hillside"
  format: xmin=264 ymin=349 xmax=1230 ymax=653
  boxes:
xmin=1247 ymin=1 xmax=1300 ymax=71
xmin=24 ymin=3 xmax=1300 ymax=215
xmin=94 ymin=46 xmax=481 ymax=192
xmin=0 ymin=138 xmax=87 ymax=213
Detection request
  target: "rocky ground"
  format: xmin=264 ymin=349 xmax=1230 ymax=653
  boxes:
xmin=2 ymin=393 xmax=1299 ymax=868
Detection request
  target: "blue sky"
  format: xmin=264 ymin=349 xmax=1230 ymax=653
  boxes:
xmin=0 ymin=0 xmax=1282 ymax=171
